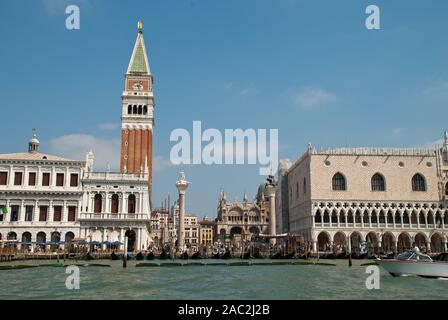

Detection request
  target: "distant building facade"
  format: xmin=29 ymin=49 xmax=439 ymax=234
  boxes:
xmin=215 ymin=190 xmax=270 ymax=243
xmin=277 ymin=133 xmax=448 ymax=254
xmin=199 ymin=216 xmax=215 ymax=246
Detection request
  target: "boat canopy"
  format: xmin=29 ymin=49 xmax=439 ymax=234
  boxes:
xmin=398 ymin=251 xmax=432 ymax=262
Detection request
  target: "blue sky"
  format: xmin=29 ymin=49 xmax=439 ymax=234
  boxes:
xmin=0 ymin=0 xmax=447 ymax=217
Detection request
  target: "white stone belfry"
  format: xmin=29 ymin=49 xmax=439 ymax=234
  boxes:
xmin=176 ymin=171 xmax=190 ymax=251
xmin=28 ymin=129 xmax=40 ymax=153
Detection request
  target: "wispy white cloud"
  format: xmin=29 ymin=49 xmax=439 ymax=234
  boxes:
xmin=222 ymin=82 xmax=257 ymax=97
xmin=423 ymin=81 xmax=448 ymax=98
xmin=291 ymin=86 xmax=338 ymax=110
xmin=153 ymin=155 xmax=173 ymax=173
xmin=392 ymin=128 xmax=403 ymax=136
xmin=48 ymin=133 xmax=173 ymax=174
xmin=99 ymin=123 xmax=118 ymax=131
xmin=47 ymin=134 xmax=120 ymax=171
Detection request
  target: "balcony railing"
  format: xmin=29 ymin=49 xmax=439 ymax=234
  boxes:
xmin=78 ymin=213 xmax=149 ymax=221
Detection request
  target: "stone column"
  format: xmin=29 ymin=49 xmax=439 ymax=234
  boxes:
xmin=137 ymin=228 xmax=142 ymax=251
xmin=121 ymin=193 xmax=126 ymax=214
xmin=34 ymin=200 xmax=39 ymax=222
xmin=266 ymin=185 xmax=277 ymax=245
xmin=24 ymin=166 xmax=29 ymax=187
xmin=62 ymin=200 xmax=67 ymax=222
xmin=49 ymin=200 xmax=54 ymax=222
xmin=120 ymin=228 xmax=125 ymax=251
xmin=20 ymin=200 xmax=25 ymax=222
xmin=176 ymin=171 xmax=190 ymax=252
xmin=5 ymin=200 xmax=10 ymax=222
xmin=105 ymin=192 xmax=110 ymax=214
xmin=102 ymin=228 xmax=106 ymax=250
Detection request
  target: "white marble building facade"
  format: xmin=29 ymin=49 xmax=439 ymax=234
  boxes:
xmin=0 ymin=135 xmax=84 ymax=248
xmin=278 ymin=132 xmax=448 ymax=254
xmin=0 ymin=135 xmax=151 ymax=252
xmin=79 ymin=159 xmax=151 ymax=251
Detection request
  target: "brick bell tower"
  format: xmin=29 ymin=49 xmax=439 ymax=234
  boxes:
xmin=120 ymin=20 xmax=155 ymax=195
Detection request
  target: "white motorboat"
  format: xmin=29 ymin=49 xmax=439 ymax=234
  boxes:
xmin=376 ymin=250 xmax=448 ymax=279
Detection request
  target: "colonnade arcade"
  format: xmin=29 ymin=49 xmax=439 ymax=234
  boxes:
xmin=313 ymin=202 xmax=448 ymax=230
xmin=314 ymin=229 xmax=447 ymax=254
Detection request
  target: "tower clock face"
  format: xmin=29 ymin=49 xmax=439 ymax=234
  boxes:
xmin=133 ymin=81 xmax=144 ymax=91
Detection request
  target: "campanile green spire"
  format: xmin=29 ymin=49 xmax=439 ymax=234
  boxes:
xmin=126 ymin=20 xmax=150 ymax=75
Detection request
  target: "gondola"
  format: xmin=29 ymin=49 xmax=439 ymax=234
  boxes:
xmin=82 ymin=252 xmax=96 ymax=261
xmin=435 ymin=253 xmax=448 ymax=262
xmin=269 ymin=252 xmax=282 ymax=260
xmin=220 ymin=250 xmax=231 ymax=260
xmin=136 ymin=252 xmax=145 ymax=261
xmin=127 ymin=253 xmax=136 ymax=260
xmin=243 ymin=251 xmax=253 ymax=260
xmin=159 ymin=250 xmax=170 ymax=260
xmin=253 ymin=249 xmax=264 ymax=259
xmin=191 ymin=251 xmax=202 ymax=260
xmin=181 ymin=251 xmax=189 ymax=260
xmin=352 ymin=252 xmax=368 ymax=260
xmin=213 ymin=252 xmax=220 ymax=259
xmin=336 ymin=252 xmax=347 ymax=259
xmin=281 ymin=252 xmax=296 ymax=259
xmin=110 ymin=252 xmax=121 ymax=261
xmin=146 ymin=252 xmax=155 ymax=260
xmin=319 ymin=253 xmax=335 ymax=259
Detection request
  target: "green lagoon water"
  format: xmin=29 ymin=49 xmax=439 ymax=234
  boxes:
xmin=0 ymin=259 xmax=447 ymax=300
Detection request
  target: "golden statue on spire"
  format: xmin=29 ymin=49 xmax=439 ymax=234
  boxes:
xmin=138 ymin=20 xmax=143 ymax=32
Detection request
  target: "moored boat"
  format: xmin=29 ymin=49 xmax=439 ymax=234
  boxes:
xmin=126 ymin=253 xmax=136 ymax=260
xmin=191 ymin=251 xmax=202 ymax=260
xmin=281 ymin=252 xmax=296 ymax=259
xmin=181 ymin=251 xmax=189 ymax=260
xmin=159 ymin=250 xmax=170 ymax=260
xmin=146 ymin=252 xmax=155 ymax=260
xmin=243 ymin=251 xmax=252 ymax=260
xmin=136 ymin=252 xmax=145 ymax=261
xmin=110 ymin=252 xmax=122 ymax=261
xmin=220 ymin=250 xmax=231 ymax=260
xmin=377 ymin=249 xmax=448 ymax=278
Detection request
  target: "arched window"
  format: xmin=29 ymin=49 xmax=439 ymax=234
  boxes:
xmin=303 ymin=177 xmax=306 ymax=194
xmin=412 ymin=174 xmax=426 ymax=192
xmin=445 ymin=182 xmax=448 ymax=196
xmin=94 ymin=194 xmax=102 ymax=213
xmin=128 ymin=194 xmax=136 ymax=214
xmin=138 ymin=105 xmax=142 ymax=115
xmin=296 ymin=182 xmax=299 ymax=199
xmin=133 ymin=105 xmax=137 ymax=114
xmin=111 ymin=194 xmax=119 ymax=214
xmin=371 ymin=173 xmax=386 ymax=191
xmin=128 ymin=105 xmax=132 ymax=114
xmin=143 ymin=105 xmax=148 ymax=115
xmin=332 ymin=173 xmax=346 ymax=191
xmin=314 ymin=210 xmax=322 ymax=223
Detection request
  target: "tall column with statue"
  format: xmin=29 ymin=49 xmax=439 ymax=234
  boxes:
xmin=176 ymin=171 xmax=190 ymax=253
xmin=264 ymin=175 xmax=277 ymax=246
